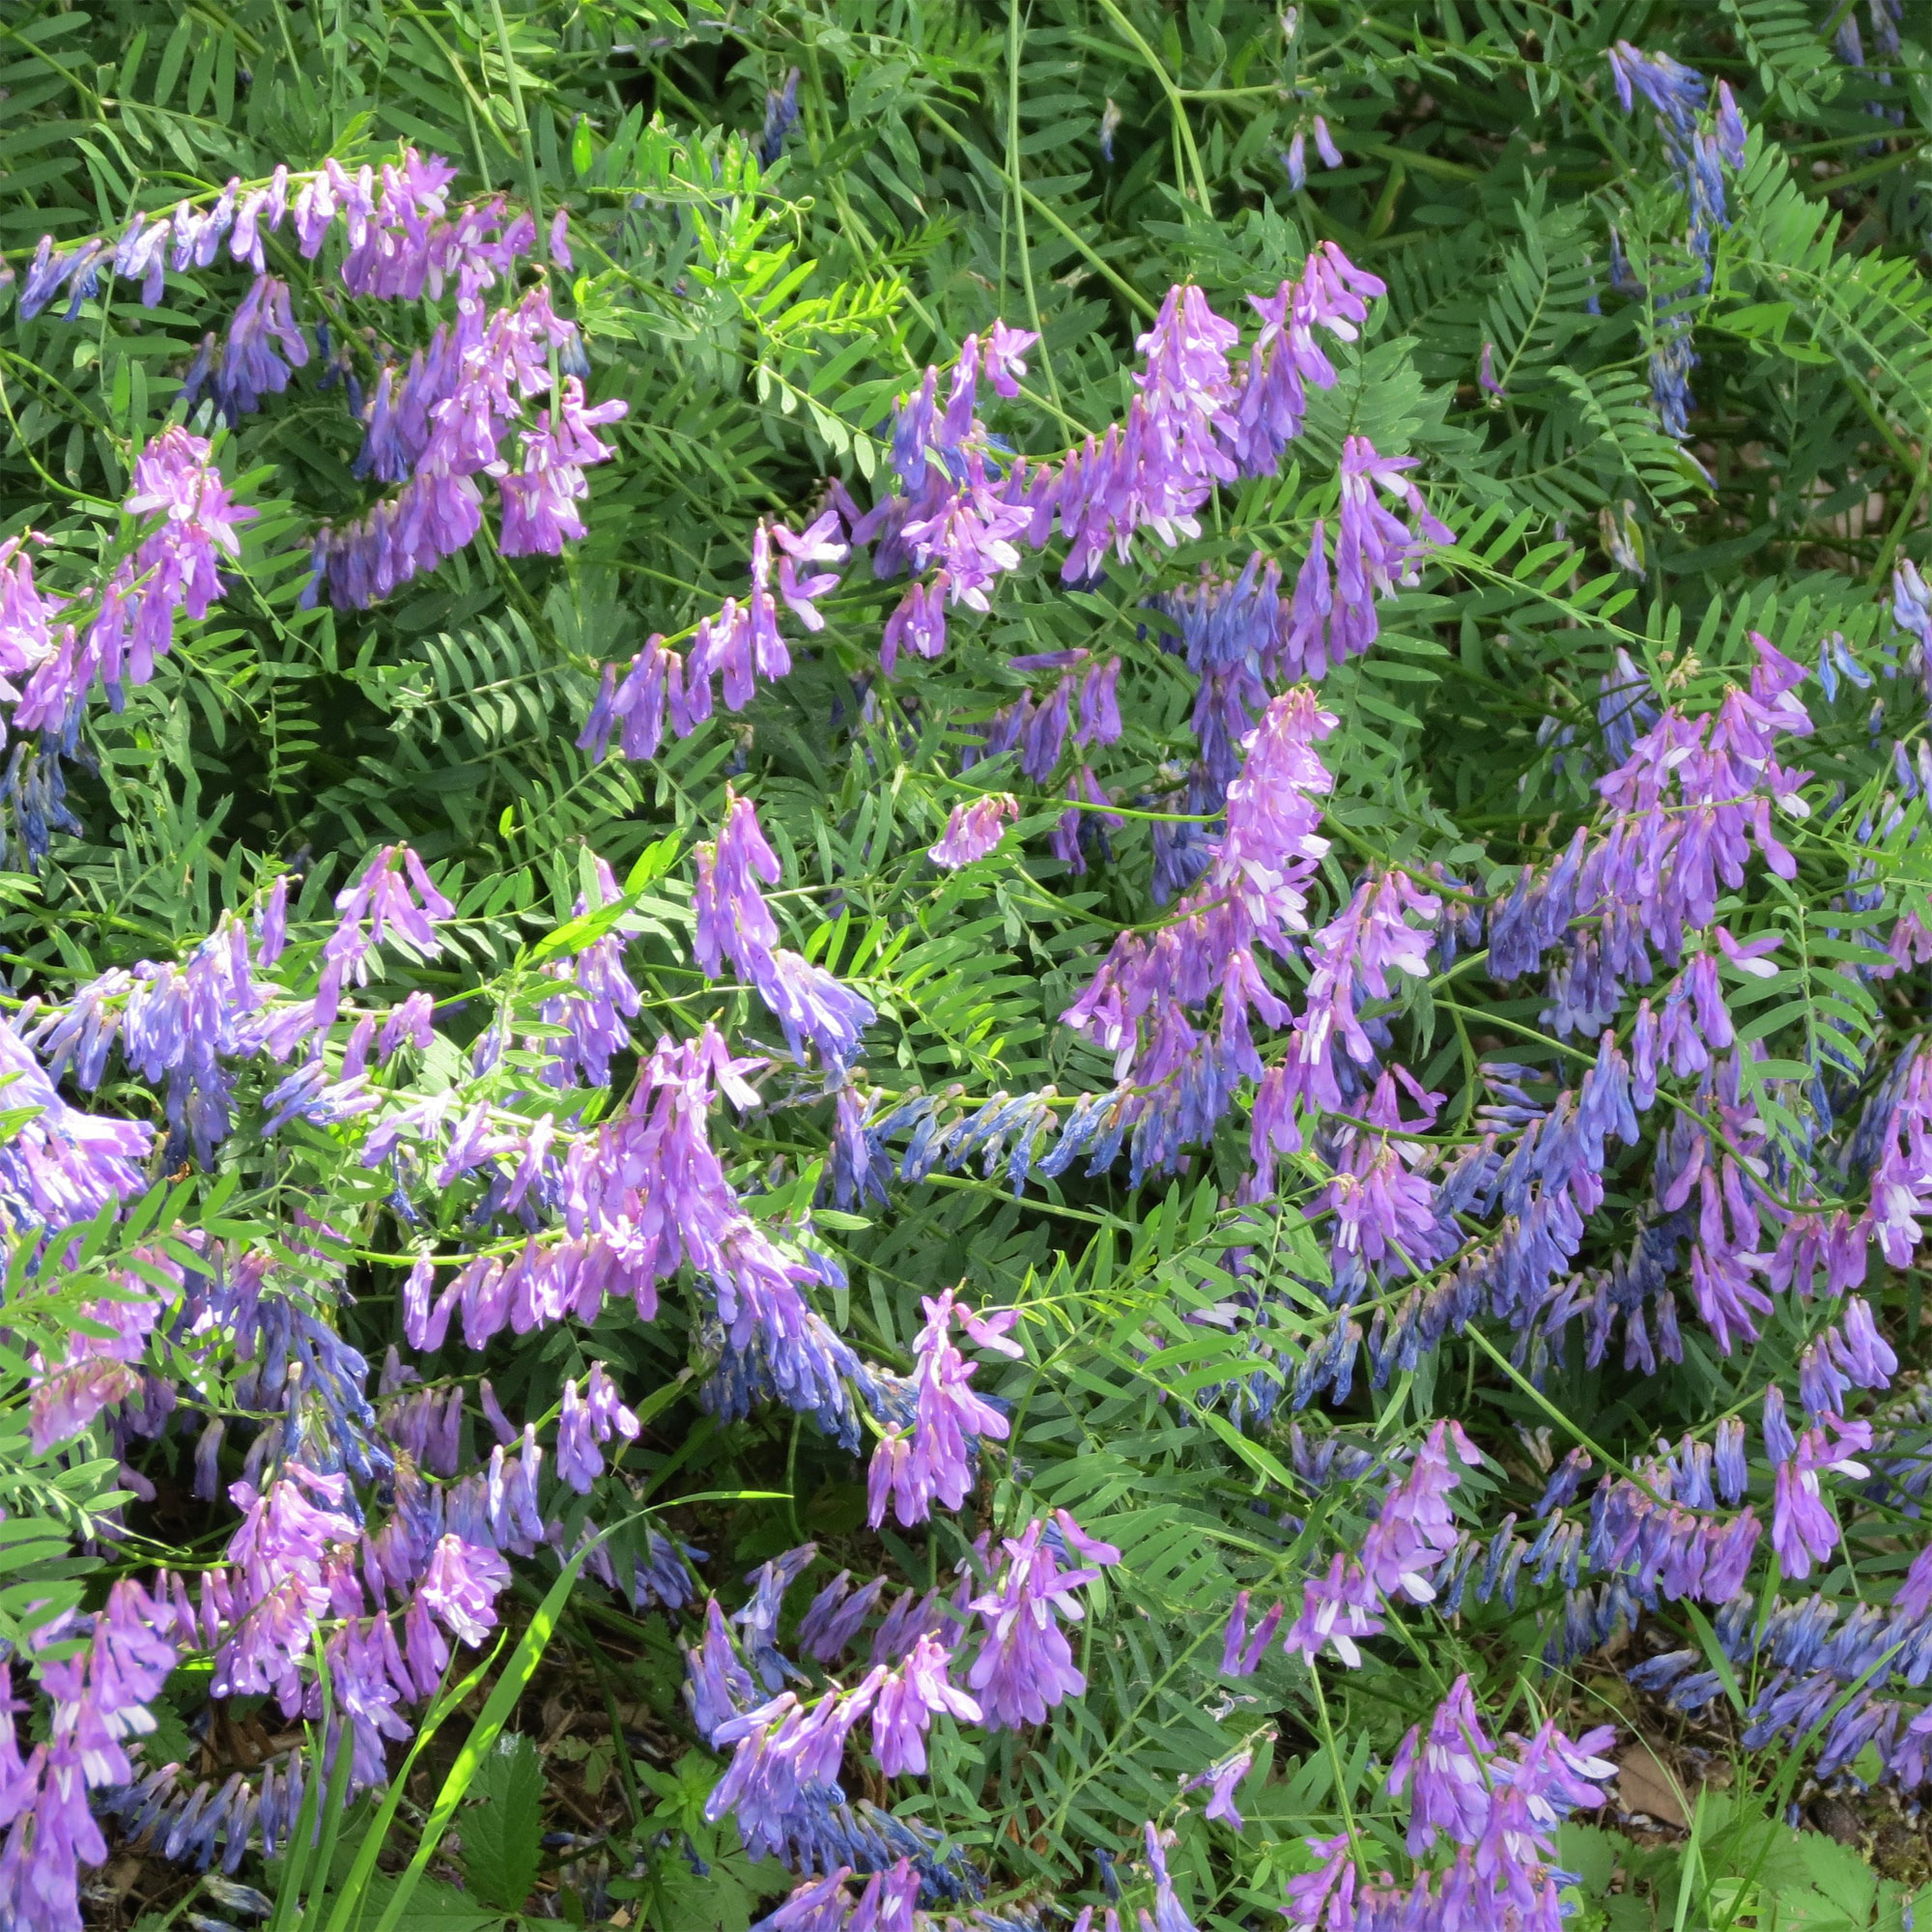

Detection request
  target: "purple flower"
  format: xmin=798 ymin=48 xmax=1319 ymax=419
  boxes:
xmin=313 ymin=285 xmax=589 ymax=607
xmin=982 ymin=320 xmax=1038 ymax=398
xmin=187 ymin=275 xmax=310 ymax=425
xmin=1713 ymin=1418 xmax=1747 ymax=1503
xmin=18 ymin=234 xmax=99 ymax=321
xmin=498 ymin=379 xmax=628 ymax=555
xmin=881 ymin=575 xmax=950 ymax=671
xmin=1897 ymin=1544 xmax=1932 ymax=1619
xmin=1181 ymin=1742 xmax=1259 ymax=1829
xmin=760 ymin=67 xmax=803 ymax=166
xmin=3 ymin=1582 xmax=180 ymax=1930
xmin=1388 ymin=1675 xmax=1495 ymax=1851
xmin=1214 ymin=686 xmax=1338 ymax=939
xmin=1608 ymin=42 xmax=1706 ymax=133
xmin=871 ymin=1634 xmax=980 ymax=1775
xmin=1716 ymin=79 xmax=1747 ymax=168
xmin=1141 ymin=1823 xmax=1199 ymax=1932
xmin=1287 ymin=1704 xmax=1614 ymax=1932
xmin=756 ymin=1861 xmax=922 ymax=1932
xmin=1330 ymin=435 xmax=1453 ymax=660
xmin=555 ymin=1362 xmax=640 ymax=1492
xmin=556 ymin=1378 xmax=602 ymax=1492
xmin=1893 ymin=560 xmax=1932 ymax=656
xmin=1283 ymin=1835 xmax=1354 ymax=1932
xmin=1650 ymin=309 xmax=1698 ymax=436
xmin=0 ymin=534 xmax=57 ymax=692
xmin=692 ymin=791 xmax=873 ymax=1069
xmin=1771 ymin=1416 xmax=1870 ymax=1580
xmin=29 ymin=1288 xmax=160 ymax=1453
xmin=898 ymin=456 xmax=1033 ymax=611
xmin=1219 ymin=1590 xmax=1253 ymax=1675
xmin=112 ymin=212 xmax=173 ymax=306
xmin=1360 ymin=1421 xmax=1481 ymax=1602
xmin=18 ymin=428 xmax=254 ymax=736
xmin=1285 ymin=1424 xmax=1479 ymax=1666
xmin=0 ymin=1018 xmax=154 ymax=1232
xmin=930 ymin=793 xmax=1017 ymax=868
xmin=531 ymin=861 xmax=641 ymax=1088
xmin=705 ymin=1674 xmax=888 ymax=1861
xmin=312 ymin=842 xmax=453 ymax=1030
xmin=867 ymin=1288 xmax=1017 ymax=1527
xmin=965 ymin=1514 xmax=1117 ymax=1730
xmin=750 ymin=947 xmax=874 ymax=1070
xmin=795 ymin=1572 xmax=889 ymax=1664
xmin=1321 ymin=1072 xmax=1456 ymax=1277
xmin=771 ymin=510 xmax=847 ymax=629
xmin=685 ymin=1596 xmax=759 ymax=1743
xmin=418 ymin=1533 xmax=512 ymax=1646
xmin=1252 ymin=868 xmax=1440 ymax=1178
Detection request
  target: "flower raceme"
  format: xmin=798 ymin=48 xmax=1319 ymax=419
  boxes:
xmin=693 ymin=788 xmax=876 ymax=1069
xmin=577 ymin=244 xmax=1444 ymax=789
xmin=867 ymin=1288 xmax=1020 ymax=1528
xmin=1286 ymin=1677 xmax=1615 ymax=1932
xmin=22 ymin=149 xmax=537 ymax=329
xmin=19 ymin=149 xmax=624 ymax=637
xmin=3 ymin=430 xmax=254 ymax=753
xmin=686 ymin=1519 xmax=1111 ymax=1883
xmin=928 ymin=793 xmax=1018 ymax=868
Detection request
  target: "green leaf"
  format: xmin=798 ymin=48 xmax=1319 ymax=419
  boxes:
xmin=460 ymin=1735 xmax=545 ymax=1912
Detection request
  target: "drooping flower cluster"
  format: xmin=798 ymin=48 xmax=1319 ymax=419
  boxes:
xmin=526 ymin=855 xmax=643 ymax=1088
xmin=693 ymin=788 xmax=875 ymax=1070
xmin=1286 ymin=1422 xmax=1482 ymax=1666
xmin=1144 ymin=452 xmax=1447 ymax=875
xmin=1493 ymin=632 xmax=1811 ymax=1037
xmin=685 ymin=1522 xmax=1111 ymax=1901
xmin=1285 ymin=1677 xmax=1614 ymax=1932
xmin=17 ymin=151 xmax=620 ymax=634
xmin=1 ymin=1582 xmax=180 ymax=1932
xmin=7 ymin=429 xmax=254 ymax=748
xmin=578 ymin=507 xmax=848 ymax=763
xmin=22 ymin=150 xmax=538 ymax=329
xmin=309 ymin=290 xmax=623 ymax=606
xmin=1604 ymin=43 xmax=1752 ymax=433
xmin=1059 ymin=687 xmax=1337 ymax=1184
xmin=867 ymin=1289 xmax=1020 ymax=1527
xmin=0 ymin=1016 xmax=155 ymax=1233
xmin=928 ymin=792 xmax=1017 ymax=868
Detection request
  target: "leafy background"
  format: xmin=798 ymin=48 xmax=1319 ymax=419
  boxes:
xmin=5 ymin=0 xmax=1932 ymax=1929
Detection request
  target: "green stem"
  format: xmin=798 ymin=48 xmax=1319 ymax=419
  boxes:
xmin=1090 ymin=0 xmax=1211 ymax=210
xmin=1006 ymin=0 xmax=1062 ymax=409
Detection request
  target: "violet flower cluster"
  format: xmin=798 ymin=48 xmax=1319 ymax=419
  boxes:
xmin=1284 ymin=1676 xmax=1614 ymax=1932
xmin=19 ymin=150 xmax=621 ymax=632
xmin=686 ymin=1515 xmax=1116 ymax=1901
xmin=1604 ymin=43 xmax=1751 ymax=434
xmin=0 ymin=430 xmax=254 ymax=760
xmin=693 ymin=788 xmax=875 ymax=1070
xmin=1058 ymin=686 xmax=1338 ymax=1185
xmin=867 ymin=1288 xmax=1020 ymax=1528
xmin=1220 ymin=1422 xmax=1482 ymax=1674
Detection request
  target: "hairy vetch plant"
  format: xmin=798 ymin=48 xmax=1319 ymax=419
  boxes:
xmin=0 ymin=3 xmax=1931 ymax=1932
